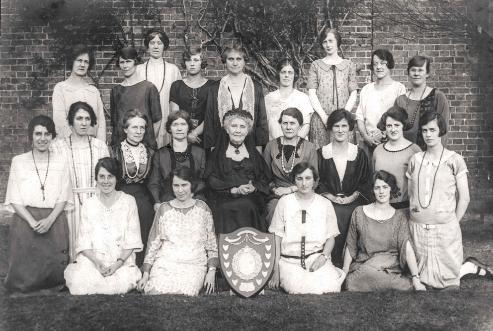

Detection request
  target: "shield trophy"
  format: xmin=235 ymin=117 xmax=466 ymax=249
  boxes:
xmin=219 ymin=227 xmax=275 ymax=298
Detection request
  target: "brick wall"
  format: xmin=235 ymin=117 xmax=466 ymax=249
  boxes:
xmin=1 ymin=0 xmax=492 ymax=212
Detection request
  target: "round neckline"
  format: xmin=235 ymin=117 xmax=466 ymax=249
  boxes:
xmin=383 ymin=141 xmax=414 ymax=153
xmin=362 ymin=205 xmax=396 ymax=222
xmin=169 ymin=198 xmax=197 ymax=209
xmin=97 ymin=191 xmax=123 ymax=210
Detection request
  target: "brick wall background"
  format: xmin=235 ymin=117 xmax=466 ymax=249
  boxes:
xmin=1 ymin=0 xmax=492 ymax=212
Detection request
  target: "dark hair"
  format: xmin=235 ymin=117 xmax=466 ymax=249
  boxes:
xmin=291 ymin=161 xmax=319 ymax=183
xmin=122 ymin=109 xmax=149 ymax=129
xmin=95 ymin=157 xmax=121 ymax=182
xmin=319 ymin=28 xmax=342 ymax=48
xmin=171 ymin=167 xmax=198 ymax=192
xmin=278 ymin=107 xmax=304 ymax=126
xmin=418 ymin=111 xmax=447 ymax=137
xmin=370 ymin=49 xmax=395 ymax=71
xmin=116 ymin=47 xmax=140 ymax=68
xmin=166 ymin=110 xmax=193 ymax=134
xmin=67 ymin=101 xmax=97 ymax=126
xmin=407 ymin=55 xmax=431 ymax=74
xmin=66 ymin=44 xmax=95 ymax=72
xmin=372 ymin=170 xmax=400 ymax=200
xmin=181 ymin=46 xmax=208 ymax=69
xmin=327 ymin=109 xmax=355 ymax=131
xmin=28 ymin=115 xmax=57 ymax=142
xmin=377 ymin=106 xmax=411 ymax=131
xmin=143 ymin=29 xmax=170 ymax=50
xmin=221 ymin=44 xmax=249 ymax=64
xmin=276 ymin=58 xmax=300 ymax=83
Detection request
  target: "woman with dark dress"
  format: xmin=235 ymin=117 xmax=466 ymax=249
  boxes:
xmin=317 ymin=109 xmax=371 ymax=267
xmin=169 ymin=47 xmax=214 ymax=145
xmin=205 ymin=109 xmax=272 ymax=234
xmin=114 ymin=109 xmax=155 ymax=266
xmin=204 ymin=44 xmax=268 ymax=150
xmin=148 ymin=110 xmax=206 ymax=210
xmin=110 ymin=46 xmax=162 ymax=151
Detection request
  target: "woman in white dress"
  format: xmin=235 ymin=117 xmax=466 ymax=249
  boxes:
xmin=137 ymin=29 xmax=182 ymax=148
xmin=64 ymin=157 xmax=143 ymax=295
xmin=268 ymin=162 xmax=345 ymax=294
xmin=137 ymin=167 xmax=218 ymax=296
xmin=52 ymin=45 xmax=106 ymax=141
xmin=52 ymin=101 xmax=109 ymax=261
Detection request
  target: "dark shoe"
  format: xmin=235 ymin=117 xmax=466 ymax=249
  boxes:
xmin=464 ymin=257 xmax=493 ymax=279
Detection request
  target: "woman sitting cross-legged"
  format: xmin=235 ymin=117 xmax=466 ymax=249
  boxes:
xmin=343 ymin=170 xmax=426 ymax=292
xmin=137 ymin=167 xmax=218 ymax=296
xmin=268 ymin=162 xmax=346 ymax=294
xmin=64 ymin=157 xmax=143 ymax=295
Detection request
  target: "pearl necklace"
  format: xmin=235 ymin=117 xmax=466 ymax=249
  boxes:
xmin=281 ymin=137 xmax=301 ymax=174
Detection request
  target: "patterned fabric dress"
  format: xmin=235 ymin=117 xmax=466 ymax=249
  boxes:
xmin=142 ymin=200 xmax=218 ymax=296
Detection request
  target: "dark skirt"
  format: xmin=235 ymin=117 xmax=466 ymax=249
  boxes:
xmin=4 ymin=207 xmax=69 ymax=292
xmin=121 ymin=183 xmax=155 ymax=266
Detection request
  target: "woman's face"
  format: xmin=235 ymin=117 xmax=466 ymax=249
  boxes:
xmin=148 ymin=35 xmax=165 ymax=59
xmin=72 ymin=53 xmax=90 ymax=77
xmin=322 ymin=32 xmax=338 ymax=56
xmin=172 ymin=175 xmax=193 ymax=202
xmin=373 ymin=178 xmax=391 ymax=204
xmin=185 ymin=53 xmax=202 ymax=76
xmin=97 ymin=167 xmax=117 ymax=195
xmin=331 ymin=118 xmax=350 ymax=143
xmin=421 ymin=119 xmax=441 ymax=148
xmin=280 ymin=114 xmax=300 ymax=140
xmin=32 ymin=125 xmax=53 ymax=153
xmin=170 ymin=117 xmax=189 ymax=141
xmin=71 ymin=109 xmax=92 ymax=137
xmin=226 ymin=117 xmax=249 ymax=145
xmin=385 ymin=116 xmax=404 ymax=142
xmin=124 ymin=117 xmax=146 ymax=145
xmin=279 ymin=64 xmax=295 ymax=88
xmin=225 ymin=50 xmax=245 ymax=75
xmin=408 ymin=63 xmax=428 ymax=87
xmin=119 ymin=58 xmax=137 ymax=78
xmin=372 ymin=55 xmax=390 ymax=80
xmin=295 ymin=168 xmax=316 ymax=194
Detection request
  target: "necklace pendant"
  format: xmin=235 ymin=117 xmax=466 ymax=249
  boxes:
xmin=235 ymin=148 xmax=240 ymax=154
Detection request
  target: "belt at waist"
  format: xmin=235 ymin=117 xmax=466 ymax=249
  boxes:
xmin=281 ymin=249 xmax=323 ymax=259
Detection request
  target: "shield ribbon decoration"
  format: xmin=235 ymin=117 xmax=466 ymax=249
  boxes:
xmin=219 ymin=227 xmax=275 ymax=298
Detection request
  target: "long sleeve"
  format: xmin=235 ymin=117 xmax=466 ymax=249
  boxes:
xmin=147 ymin=150 xmax=164 ymax=203
xmin=4 ymin=157 xmax=23 ymax=206
xmin=95 ymin=93 xmax=107 ymax=142
xmin=203 ymin=83 xmax=220 ymax=149
xmin=395 ymin=211 xmax=411 ymax=269
xmin=123 ymin=196 xmax=144 ymax=251
xmin=143 ymin=209 xmax=165 ymax=266
xmin=76 ymin=202 xmax=93 ymax=254
xmin=148 ymin=85 xmax=163 ymax=123
xmin=345 ymin=208 xmax=360 ymax=260
xmin=356 ymin=149 xmax=372 ymax=202
xmin=202 ymin=203 xmax=218 ymax=262
xmin=254 ymin=84 xmax=269 ymax=146
xmin=52 ymin=84 xmax=70 ymax=139
xmin=347 ymin=60 xmax=358 ymax=93
xmin=110 ymin=88 xmax=118 ymax=148
xmin=268 ymin=196 xmax=286 ymax=237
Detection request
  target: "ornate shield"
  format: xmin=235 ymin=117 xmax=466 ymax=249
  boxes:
xmin=219 ymin=227 xmax=275 ymax=298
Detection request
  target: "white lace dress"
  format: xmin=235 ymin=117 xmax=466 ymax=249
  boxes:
xmin=143 ymin=200 xmax=218 ymax=296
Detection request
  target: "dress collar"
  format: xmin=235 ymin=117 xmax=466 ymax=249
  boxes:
xmin=321 ymin=142 xmax=358 ymax=161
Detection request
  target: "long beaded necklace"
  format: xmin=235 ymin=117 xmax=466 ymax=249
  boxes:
xmin=417 ymin=147 xmax=444 ymax=209
xmin=32 ymin=149 xmax=50 ymax=201
xmin=121 ymin=140 xmax=147 ymax=180
xmin=406 ymin=86 xmax=427 ymax=128
xmin=69 ymin=135 xmax=93 ymax=206
xmin=145 ymin=58 xmax=166 ymax=93
xmin=281 ymin=137 xmax=301 ymax=174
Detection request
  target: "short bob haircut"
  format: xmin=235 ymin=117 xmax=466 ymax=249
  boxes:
xmin=143 ymin=29 xmax=170 ymax=50
xmin=326 ymin=109 xmax=355 ymax=131
xmin=66 ymin=44 xmax=96 ymax=72
xmin=418 ymin=111 xmax=447 ymax=137
xmin=170 ymin=166 xmax=199 ymax=192
xmin=407 ymin=55 xmax=431 ymax=74
xmin=116 ymin=47 xmax=140 ymax=68
xmin=291 ymin=161 xmax=319 ymax=183
xmin=67 ymin=101 xmax=97 ymax=127
xmin=319 ymin=27 xmax=342 ymax=48
xmin=95 ymin=157 xmax=122 ymax=183
xmin=122 ymin=109 xmax=149 ymax=129
xmin=166 ymin=110 xmax=193 ymax=134
xmin=372 ymin=170 xmax=400 ymax=200
xmin=377 ymin=106 xmax=411 ymax=131
xmin=221 ymin=44 xmax=249 ymax=64
xmin=276 ymin=58 xmax=300 ymax=83
xmin=181 ymin=46 xmax=208 ymax=69
xmin=222 ymin=109 xmax=254 ymax=133
xmin=28 ymin=115 xmax=57 ymax=142
xmin=370 ymin=49 xmax=395 ymax=71
xmin=278 ymin=107 xmax=304 ymax=126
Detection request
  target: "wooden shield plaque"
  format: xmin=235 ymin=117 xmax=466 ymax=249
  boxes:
xmin=219 ymin=227 xmax=275 ymax=298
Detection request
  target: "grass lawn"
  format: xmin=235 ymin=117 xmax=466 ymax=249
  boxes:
xmin=0 ymin=219 xmax=492 ymax=330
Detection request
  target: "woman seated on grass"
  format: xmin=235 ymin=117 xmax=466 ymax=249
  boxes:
xmin=137 ymin=167 xmax=218 ymax=296
xmin=268 ymin=162 xmax=346 ymax=294
xmin=64 ymin=157 xmax=143 ymax=295
xmin=343 ymin=170 xmax=425 ymax=292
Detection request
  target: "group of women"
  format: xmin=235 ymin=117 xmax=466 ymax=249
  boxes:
xmin=4 ymin=27 xmax=492 ymax=296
